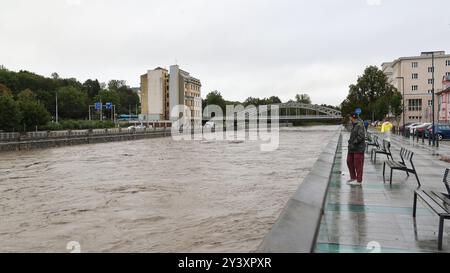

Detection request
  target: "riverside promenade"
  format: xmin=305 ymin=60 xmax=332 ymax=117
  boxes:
xmin=316 ymin=130 xmax=450 ymax=253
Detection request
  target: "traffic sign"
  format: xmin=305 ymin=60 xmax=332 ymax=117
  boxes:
xmin=355 ymin=108 xmax=362 ymax=115
xmin=95 ymin=102 xmax=102 ymax=110
xmin=105 ymin=102 xmax=113 ymax=110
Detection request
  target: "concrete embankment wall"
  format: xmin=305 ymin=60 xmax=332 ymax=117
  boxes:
xmin=257 ymin=127 xmax=342 ymax=253
xmin=0 ymin=129 xmax=171 ymax=152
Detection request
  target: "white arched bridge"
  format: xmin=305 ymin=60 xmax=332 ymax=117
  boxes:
xmin=275 ymin=102 xmax=342 ymax=120
xmin=203 ymin=102 xmax=342 ymax=121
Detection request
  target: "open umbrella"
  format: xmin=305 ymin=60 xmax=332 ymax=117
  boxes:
xmin=381 ymin=122 xmax=393 ymax=133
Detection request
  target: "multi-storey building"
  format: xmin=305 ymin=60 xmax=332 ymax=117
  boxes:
xmin=437 ymin=75 xmax=450 ymax=123
xmin=382 ymin=51 xmax=450 ymax=124
xmin=169 ymin=65 xmax=202 ymax=124
xmin=140 ymin=67 xmax=169 ymax=121
xmin=140 ymin=65 xmax=202 ymax=123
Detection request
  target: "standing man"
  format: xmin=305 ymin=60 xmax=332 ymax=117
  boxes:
xmin=347 ymin=114 xmax=366 ymax=186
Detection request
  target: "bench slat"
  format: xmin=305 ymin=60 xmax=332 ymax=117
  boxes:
xmin=416 ymin=190 xmax=449 ymax=216
xmin=430 ymin=192 xmax=450 ymax=215
xmin=386 ymin=161 xmax=406 ymax=168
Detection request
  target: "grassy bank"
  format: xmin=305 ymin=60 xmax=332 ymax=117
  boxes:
xmin=42 ymin=120 xmax=116 ymax=131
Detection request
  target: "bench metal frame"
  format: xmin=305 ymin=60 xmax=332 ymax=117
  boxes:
xmin=371 ymin=139 xmax=393 ymax=163
xmin=413 ymin=169 xmax=450 ymax=250
xmin=366 ymin=133 xmax=379 ymax=153
xmin=383 ymin=148 xmax=421 ymax=187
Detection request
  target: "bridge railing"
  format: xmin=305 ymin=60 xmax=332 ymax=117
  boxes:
xmin=203 ymin=103 xmax=342 ymax=120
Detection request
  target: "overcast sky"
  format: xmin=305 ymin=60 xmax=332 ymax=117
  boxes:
xmin=1 ymin=0 xmax=449 ymax=105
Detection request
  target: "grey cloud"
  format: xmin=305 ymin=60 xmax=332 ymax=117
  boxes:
xmin=0 ymin=0 xmax=449 ymax=105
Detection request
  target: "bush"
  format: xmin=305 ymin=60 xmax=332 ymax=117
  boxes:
xmin=42 ymin=120 xmax=116 ymax=131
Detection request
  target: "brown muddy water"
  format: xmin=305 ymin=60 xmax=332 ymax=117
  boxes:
xmin=0 ymin=126 xmax=338 ymax=253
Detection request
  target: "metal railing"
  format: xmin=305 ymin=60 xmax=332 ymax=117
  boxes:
xmin=0 ymin=127 xmax=170 ymax=143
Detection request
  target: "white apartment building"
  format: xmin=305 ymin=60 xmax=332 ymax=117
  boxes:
xmin=382 ymin=51 xmax=450 ymax=124
xmin=140 ymin=65 xmax=202 ymax=123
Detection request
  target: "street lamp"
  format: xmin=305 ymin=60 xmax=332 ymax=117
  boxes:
xmin=421 ymin=51 xmax=439 ymax=146
xmin=55 ymin=90 xmax=59 ymax=123
xmin=396 ymin=76 xmax=405 ymax=135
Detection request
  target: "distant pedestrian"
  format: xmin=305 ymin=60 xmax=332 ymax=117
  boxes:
xmin=364 ymin=120 xmax=370 ymax=131
xmin=347 ymin=114 xmax=366 ymax=186
xmin=381 ymin=119 xmax=393 ymax=141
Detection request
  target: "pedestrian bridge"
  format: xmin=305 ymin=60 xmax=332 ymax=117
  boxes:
xmin=276 ymin=102 xmax=342 ymax=120
xmin=203 ymin=102 xmax=342 ymax=121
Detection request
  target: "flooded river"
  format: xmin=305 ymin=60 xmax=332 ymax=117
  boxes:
xmin=0 ymin=126 xmax=338 ymax=253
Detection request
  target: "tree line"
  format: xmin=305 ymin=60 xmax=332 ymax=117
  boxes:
xmin=202 ymin=91 xmax=337 ymax=112
xmin=0 ymin=67 xmax=140 ymax=132
xmin=340 ymin=66 xmax=402 ymax=121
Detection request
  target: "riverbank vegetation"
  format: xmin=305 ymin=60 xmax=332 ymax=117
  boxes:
xmin=0 ymin=67 xmax=140 ymax=132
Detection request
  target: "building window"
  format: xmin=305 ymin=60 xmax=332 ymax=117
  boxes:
xmin=428 ymin=89 xmax=433 ymax=94
xmin=412 ymin=85 xmax=418 ymax=91
xmin=428 ymin=67 xmax=434 ymax=73
xmin=412 ymin=62 xmax=418 ymax=68
xmin=412 ymin=73 xmax=418 ymax=79
xmin=428 ymin=100 xmax=433 ymax=107
xmin=428 ymin=79 xmax=434 ymax=84
xmin=446 ymin=72 xmax=450 ymax=77
xmin=408 ymin=99 xmax=422 ymax=111
xmin=446 ymin=60 xmax=450 ymax=66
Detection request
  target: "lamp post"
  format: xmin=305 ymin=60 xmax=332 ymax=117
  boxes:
xmin=55 ymin=91 xmax=59 ymax=123
xmin=421 ymin=51 xmax=438 ymax=146
xmin=396 ymin=76 xmax=405 ymax=136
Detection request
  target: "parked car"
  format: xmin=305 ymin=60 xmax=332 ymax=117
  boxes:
xmin=426 ymin=124 xmax=450 ymax=140
xmin=414 ymin=123 xmax=432 ymax=134
xmin=408 ymin=123 xmax=424 ymax=134
xmin=203 ymin=121 xmax=215 ymax=130
xmin=400 ymin=123 xmax=413 ymax=132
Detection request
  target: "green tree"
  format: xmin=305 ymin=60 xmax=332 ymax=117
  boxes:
xmin=243 ymin=97 xmax=263 ymax=107
xmin=341 ymin=66 xmax=402 ymax=121
xmin=203 ymin=90 xmax=226 ymax=111
xmin=295 ymin=94 xmax=311 ymax=104
xmin=267 ymin=96 xmax=282 ymax=104
xmin=0 ymin=92 xmax=22 ymax=132
xmin=107 ymin=80 xmax=126 ymax=91
xmin=0 ymin=83 xmax=13 ymax=96
xmin=117 ymin=86 xmax=140 ymax=115
xmin=83 ymin=79 xmax=101 ymax=100
xmin=57 ymin=86 xmax=89 ymax=119
xmin=17 ymin=89 xmax=51 ymax=131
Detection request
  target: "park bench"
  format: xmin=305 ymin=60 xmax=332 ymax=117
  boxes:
xmin=366 ymin=133 xmax=379 ymax=152
xmin=371 ymin=139 xmax=393 ymax=163
xmin=413 ymin=169 xmax=450 ymax=250
xmin=383 ymin=148 xmax=420 ymax=186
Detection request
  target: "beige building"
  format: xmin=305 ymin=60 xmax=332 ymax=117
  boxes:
xmin=382 ymin=51 xmax=450 ymax=124
xmin=140 ymin=65 xmax=202 ymax=122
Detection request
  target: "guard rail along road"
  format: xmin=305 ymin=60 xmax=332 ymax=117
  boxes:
xmin=0 ymin=127 xmax=171 ymax=152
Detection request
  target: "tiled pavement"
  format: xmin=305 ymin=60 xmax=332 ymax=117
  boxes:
xmin=315 ymin=131 xmax=450 ymax=253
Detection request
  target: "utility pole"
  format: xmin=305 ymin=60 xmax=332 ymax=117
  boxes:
xmin=396 ymin=77 xmax=405 ymax=135
xmin=55 ymin=91 xmax=59 ymax=123
xmin=422 ymin=51 xmax=438 ymax=146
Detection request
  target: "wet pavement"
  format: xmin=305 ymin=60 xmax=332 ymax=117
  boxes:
xmin=316 ymin=130 xmax=450 ymax=253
